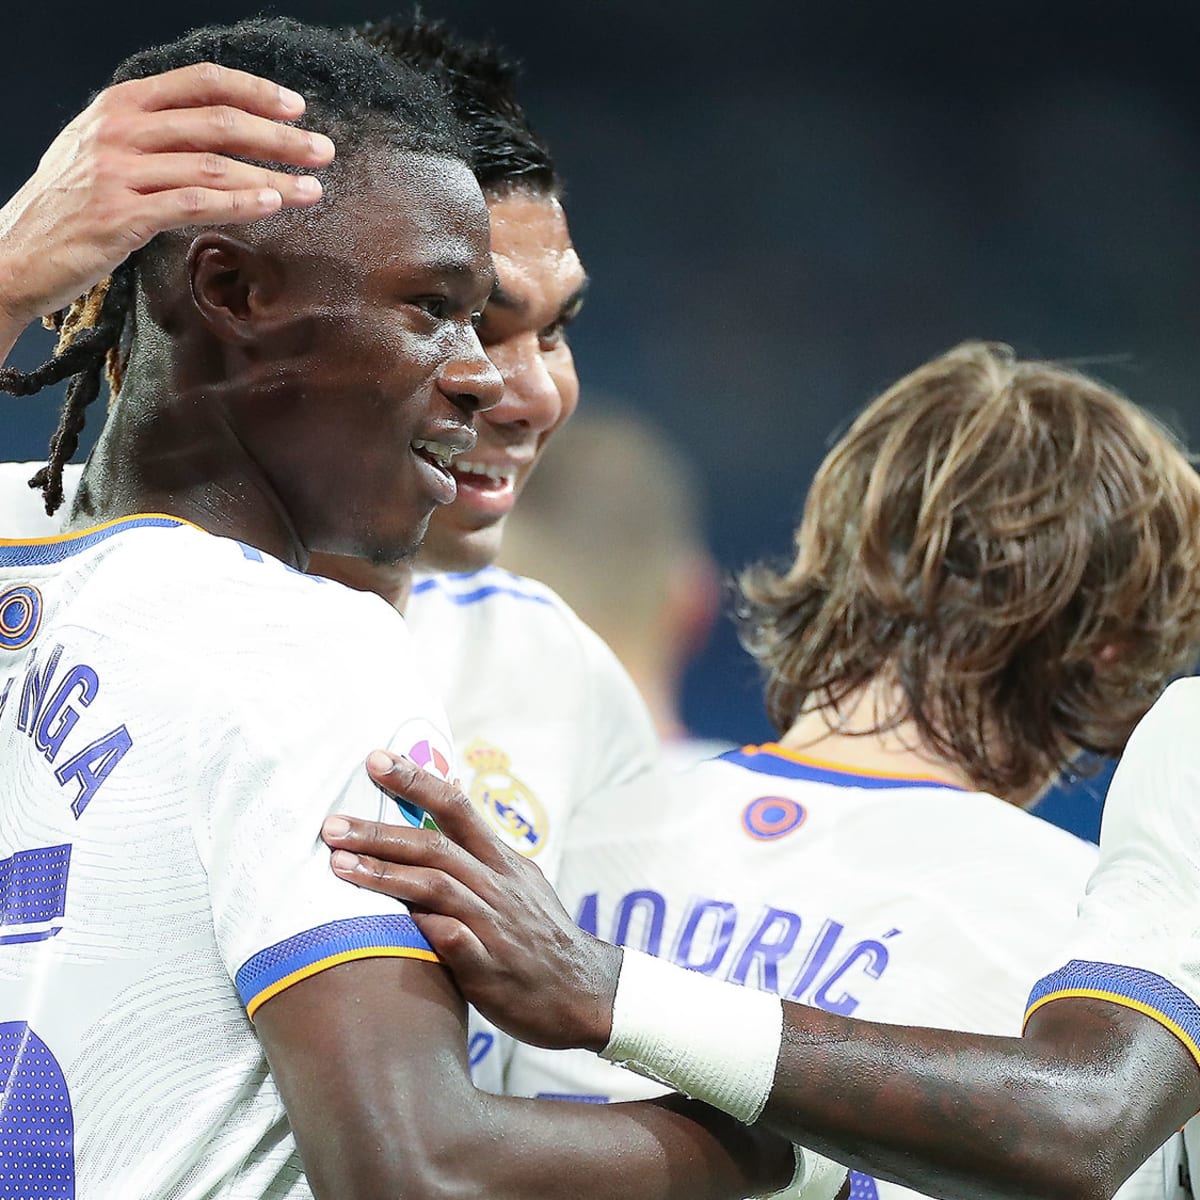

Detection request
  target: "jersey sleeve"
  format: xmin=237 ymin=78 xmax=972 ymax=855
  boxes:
xmin=575 ymin=620 xmax=661 ymax=806
xmin=186 ymin=567 xmax=454 ymax=1020
xmin=1025 ymin=678 xmax=1200 ymax=1064
xmin=0 ymin=462 xmax=82 ymax=538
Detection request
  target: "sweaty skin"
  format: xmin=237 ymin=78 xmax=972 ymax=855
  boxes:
xmin=419 ymin=189 xmax=586 ymax=571
xmin=0 ymin=65 xmax=795 ymax=1198
xmin=308 ymin=188 xmax=586 ymax=603
xmin=325 ymin=755 xmax=1200 ymax=1200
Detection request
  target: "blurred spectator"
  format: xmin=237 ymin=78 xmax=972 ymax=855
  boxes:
xmin=499 ymin=407 xmax=730 ymax=766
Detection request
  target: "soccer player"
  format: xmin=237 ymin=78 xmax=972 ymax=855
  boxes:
xmin=0 ymin=15 xmax=666 ymax=1098
xmin=0 ymin=19 xmax=797 ymax=1197
xmin=327 ymin=344 xmax=1200 ymax=1200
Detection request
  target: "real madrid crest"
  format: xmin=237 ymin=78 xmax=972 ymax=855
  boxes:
xmin=464 ymin=739 xmax=548 ymax=857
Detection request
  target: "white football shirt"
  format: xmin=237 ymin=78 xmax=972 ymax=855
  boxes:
xmin=0 ymin=514 xmax=454 ymax=1198
xmin=506 ymin=745 xmax=1185 ymax=1200
xmin=0 ymin=466 xmax=663 ymax=1098
xmin=405 ymin=565 xmax=660 ymax=1090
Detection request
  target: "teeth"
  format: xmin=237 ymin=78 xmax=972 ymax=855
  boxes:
xmin=412 ymin=439 xmax=457 ymax=469
xmin=455 ymin=460 xmax=516 ymax=483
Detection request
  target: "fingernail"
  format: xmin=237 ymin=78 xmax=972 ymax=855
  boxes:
xmin=278 ymin=86 xmax=305 ymax=111
xmin=331 ymin=849 xmax=360 ymax=871
xmin=257 ymin=188 xmax=282 ymax=210
xmin=295 ymin=175 xmax=322 ymax=197
xmin=366 ymin=749 xmax=395 ymax=775
xmin=323 ymin=816 xmax=350 ymax=838
xmin=309 ymin=132 xmax=335 ymax=159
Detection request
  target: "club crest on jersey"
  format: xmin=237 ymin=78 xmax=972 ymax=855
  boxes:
xmin=464 ymin=739 xmax=547 ymax=857
xmin=743 ymin=795 xmax=806 ymax=841
xmin=0 ymin=585 xmax=42 ymax=651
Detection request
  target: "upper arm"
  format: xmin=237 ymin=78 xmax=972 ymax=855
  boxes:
xmin=1021 ymin=681 xmax=1200 ymax=1184
xmin=254 ymin=955 xmax=477 ymax=1200
xmin=1023 ymin=996 xmax=1200 ymax=1188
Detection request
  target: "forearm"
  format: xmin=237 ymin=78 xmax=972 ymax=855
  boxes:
xmin=433 ymin=1091 xmax=793 ymax=1200
xmin=0 ymin=319 xmax=23 ymax=369
xmin=0 ymin=239 xmax=35 ymax=367
xmin=761 ymin=999 xmax=1196 ymax=1200
xmin=262 ymin=957 xmax=792 ymax=1200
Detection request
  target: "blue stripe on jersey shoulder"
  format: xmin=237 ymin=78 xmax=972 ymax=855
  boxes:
xmin=235 ymin=913 xmax=435 ymax=1015
xmin=0 ymin=514 xmax=187 ymax=568
xmin=718 ymin=746 xmax=965 ymax=791
xmin=1026 ymin=959 xmax=1200 ymax=1065
xmin=411 ymin=568 xmax=554 ymax=608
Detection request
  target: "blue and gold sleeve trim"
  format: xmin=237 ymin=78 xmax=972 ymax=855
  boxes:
xmin=0 ymin=513 xmax=195 ymax=567
xmin=1025 ymin=958 xmax=1200 ymax=1067
xmin=236 ymin=914 xmax=438 ymax=1020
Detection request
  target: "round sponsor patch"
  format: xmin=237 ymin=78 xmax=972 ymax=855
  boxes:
xmin=0 ymin=586 xmax=41 ymax=650
xmin=742 ymin=795 xmax=806 ymax=840
xmin=407 ymin=738 xmax=451 ymax=781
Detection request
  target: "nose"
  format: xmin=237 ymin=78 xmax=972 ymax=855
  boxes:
xmin=484 ymin=335 xmax=565 ymax=433
xmin=437 ymin=330 xmax=504 ymax=416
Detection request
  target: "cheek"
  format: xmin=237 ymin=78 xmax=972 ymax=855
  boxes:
xmin=546 ymin=348 xmax=580 ymax=430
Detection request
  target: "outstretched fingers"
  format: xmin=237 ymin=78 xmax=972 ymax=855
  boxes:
xmin=112 ymin=61 xmax=307 ymax=121
xmin=365 ymin=751 xmax=514 ymax=871
xmin=323 ymin=815 xmax=504 ymax=983
xmin=0 ymin=63 xmax=338 ymax=329
xmin=326 ymin=831 xmax=490 ymax=918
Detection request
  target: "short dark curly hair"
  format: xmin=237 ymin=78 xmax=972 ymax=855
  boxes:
xmin=738 ymin=341 xmax=1200 ymax=799
xmin=356 ymin=13 xmax=559 ymax=196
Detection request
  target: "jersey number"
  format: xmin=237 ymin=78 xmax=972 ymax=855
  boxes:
xmin=0 ymin=843 xmax=76 ymax=1195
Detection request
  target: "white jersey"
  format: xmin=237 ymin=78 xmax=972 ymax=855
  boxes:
xmin=0 ymin=466 xmax=664 ymax=1099
xmin=0 ymin=514 xmax=454 ymax=1199
xmin=405 ymin=565 xmax=660 ymax=1089
xmin=507 ymin=744 xmax=1185 ymax=1200
xmin=0 ymin=462 xmax=73 ymax=539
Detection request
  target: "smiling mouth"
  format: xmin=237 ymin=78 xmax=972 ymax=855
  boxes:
xmin=412 ymin=439 xmax=458 ymax=471
xmin=452 ymin=459 xmax=518 ymax=492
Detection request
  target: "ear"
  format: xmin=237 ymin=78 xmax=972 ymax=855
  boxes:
xmin=187 ymin=232 xmax=284 ymax=345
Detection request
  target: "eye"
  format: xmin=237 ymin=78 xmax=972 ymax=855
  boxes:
xmin=412 ymin=296 xmax=448 ymax=319
xmin=538 ymin=301 xmax=583 ymax=352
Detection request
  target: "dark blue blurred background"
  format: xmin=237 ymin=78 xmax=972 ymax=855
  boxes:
xmin=6 ymin=0 xmax=1199 ymax=842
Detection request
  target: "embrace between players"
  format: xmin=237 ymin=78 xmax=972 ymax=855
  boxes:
xmin=1 ymin=15 xmax=1199 ymax=1200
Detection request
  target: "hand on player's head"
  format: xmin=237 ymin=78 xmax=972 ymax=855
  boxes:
xmin=0 ymin=62 xmax=333 ymax=330
xmin=322 ymin=750 xmax=620 ymax=1051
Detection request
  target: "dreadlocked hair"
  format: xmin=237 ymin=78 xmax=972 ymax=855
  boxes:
xmin=0 ymin=260 xmax=136 ymax=514
xmin=356 ymin=12 xmax=560 ymax=196
xmin=6 ymin=16 xmax=467 ymax=516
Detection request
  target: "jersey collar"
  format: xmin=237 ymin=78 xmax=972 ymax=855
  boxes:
xmin=719 ymin=742 xmax=967 ymax=791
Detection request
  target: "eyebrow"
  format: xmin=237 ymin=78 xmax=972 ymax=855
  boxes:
xmin=406 ymin=257 xmax=498 ymax=290
xmin=489 ymin=274 xmax=590 ymax=319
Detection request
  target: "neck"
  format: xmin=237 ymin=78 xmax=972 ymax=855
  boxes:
xmin=306 ymin=553 xmax=413 ymax=611
xmin=778 ymin=683 xmax=974 ymax=792
xmin=72 ymin=385 xmax=308 ymax=569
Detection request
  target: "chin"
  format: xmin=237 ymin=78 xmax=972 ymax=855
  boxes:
xmin=355 ymin=517 xmax=429 ymax=568
xmin=417 ymin=516 xmax=506 ymax=573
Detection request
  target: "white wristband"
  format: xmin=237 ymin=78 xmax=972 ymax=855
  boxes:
xmin=600 ymin=947 xmax=783 ymax=1125
xmin=760 ymin=1146 xmax=847 ymax=1200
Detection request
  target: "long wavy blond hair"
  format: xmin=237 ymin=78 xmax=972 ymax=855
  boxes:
xmin=738 ymin=341 xmax=1200 ymax=797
